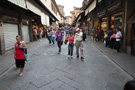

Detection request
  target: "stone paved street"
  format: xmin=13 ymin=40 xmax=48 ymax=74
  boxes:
xmin=0 ymin=38 xmax=133 ymax=90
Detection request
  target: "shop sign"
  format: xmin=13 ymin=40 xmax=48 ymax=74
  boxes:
xmin=26 ymin=1 xmax=41 ymax=16
xmin=8 ymin=0 xmax=26 ymax=9
xmin=98 ymin=10 xmax=106 ymax=17
xmin=108 ymin=2 xmax=121 ymax=13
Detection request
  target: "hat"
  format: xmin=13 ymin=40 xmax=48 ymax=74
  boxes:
xmin=76 ymin=28 xmax=80 ymax=31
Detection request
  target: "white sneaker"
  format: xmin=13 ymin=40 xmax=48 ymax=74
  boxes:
xmin=67 ymin=55 xmax=70 ymax=58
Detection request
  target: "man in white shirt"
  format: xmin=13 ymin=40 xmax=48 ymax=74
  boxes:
xmin=74 ymin=28 xmax=84 ymax=60
xmin=115 ymin=28 xmax=122 ymax=52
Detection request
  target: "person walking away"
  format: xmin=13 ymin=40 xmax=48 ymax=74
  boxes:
xmin=14 ymin=35 xmax=27 ymax=76
xmin=33 ymin=28 xmax=38 ymax=41
xmin=100 ymin=29 xmax=104 ymax=41
xmin=52 ymin=29 xmax=56 ymax=45
xmin=65 ymin=32 xmax=74 ymax=58
xmin=82 ymin=30 xmax=86 ymax=41
xmin=105 ymin=29 xmax=113 ymax=47
xmin=55 ymin=29 xmax=63 ymax=53
xmin=91 ymin=28 xmax=96 ymax=42
xmin=110 ymin=33 xmax=116 ymax=49
xmin=115 ymin=28 xmax=122 ymax=52
xmin=74 ymin=28 xmax=84 ymax=60
xmin=47 ymin=29 xmax=52 ymax=45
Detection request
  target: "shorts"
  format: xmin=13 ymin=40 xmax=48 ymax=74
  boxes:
xmin=15 ymin=59 xmax=25 ymax=68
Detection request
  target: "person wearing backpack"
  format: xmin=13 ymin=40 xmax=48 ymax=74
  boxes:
xmin=14 ymin=35 xmax=27 ymax=76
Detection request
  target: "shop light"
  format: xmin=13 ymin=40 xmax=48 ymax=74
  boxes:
xmin=111 ymin=16 xmax=115 ymax=21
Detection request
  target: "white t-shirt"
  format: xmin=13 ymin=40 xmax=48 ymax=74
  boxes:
xmin=34 ymin=29 xmax=37 ymax=35
xmin=74 ymin=32 xmax=83 ymax=43
xmin=116 ymin=31 xmax=122 ymax=41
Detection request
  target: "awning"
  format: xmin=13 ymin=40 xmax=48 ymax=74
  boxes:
xmin=7 ymin=0 xmax=26 ymax=9
xmin=45 ymin=14 xmax=50 ymax=26
xmin=41 ymin=12 xmax=47 ymax=25
xmin=26 ymin=1 xmax=41 ymax=16
xmin=85 ymin=0 xmax=96 ymax=16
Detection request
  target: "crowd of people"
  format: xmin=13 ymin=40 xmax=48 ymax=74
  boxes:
xmin=14 ymin=27 xmax=86 ymax=76
xmin=91 ymin=27 xmax=122 ymax=52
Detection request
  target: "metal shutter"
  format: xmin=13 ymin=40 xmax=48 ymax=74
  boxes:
xmin=3 ymin=23 xmax=18 ymax=51
xmin=22 ymin=25 xmax=30 ymax=43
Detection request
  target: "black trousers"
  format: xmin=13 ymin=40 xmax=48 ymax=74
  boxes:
xmin=110 ymin=38 xmax=116 ymax=49
xmin=57 ymin=41 xmax=61 ymax=52
xmin=115 ymin=41 xmax=120 ymax=52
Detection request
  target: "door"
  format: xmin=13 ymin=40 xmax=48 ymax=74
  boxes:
xmin=3 ymin=23 xmax=18 ymax=51
xmin=131 ymin=24 xmax=135 ymax=56
xmin=22 ymin=25 xmax=30 ymax=43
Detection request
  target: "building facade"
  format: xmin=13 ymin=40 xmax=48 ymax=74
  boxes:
xmin=0 ymin=0 xmax=62 ymax=55
xmin=75 ymin=0 xmax=135 ymax=56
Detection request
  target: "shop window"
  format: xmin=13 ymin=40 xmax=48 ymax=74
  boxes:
xmin=101 ymin=17 xmax=107 ymax=32
xmin=111 ymin=12 xmax=123 ymax=33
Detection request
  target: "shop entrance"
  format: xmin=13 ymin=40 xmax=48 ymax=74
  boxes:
xmin=131 ymin=24 xmax=135 ymax=56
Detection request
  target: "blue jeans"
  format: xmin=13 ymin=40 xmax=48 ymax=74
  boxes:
xmin=48 ymin=36 xmax=52 ymax=44
xmin=68 ymin=43 xmax=74 ymax=56
xmin=52 ymin=37 xmax=55 ymax=44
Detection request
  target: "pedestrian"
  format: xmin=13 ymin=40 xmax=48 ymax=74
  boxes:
xmin=110 ymin=33 xmax=116 ymax=49
xmin=82 ymin=30 xmax=86 ymax=41
xmin=55 ymin=28 xmax=63 ymax=53
xmin=14 ymin=35 xmax=27 ymax=76
xmin=47 ymin=29 xmax=52 ymax=45
xmin=33 ymin=28 xmax=38 ymax=41
xmin=100 ymin=29 xmax=104 ymax=41
xmin=115 ymin=28 xmax=122 ymax=52
xmin=105 ymin=29 xmax=113 ymax=47
xmin=65 ymin=28 xmax=69 ymax=36
xmin=65 ymin=32 xmax=74 ymax=58
xmin=39 ymin=28 xmax=42 ymax=41
xmin=74 ymin=28 xmax=84 ymax=60
xmin=124 ymin=80 xmax=135 ymax=90
xmin=91 ymin=28 xmax=96 ymax=42
xmin=52 ymin=29 xmax=56 ymax=45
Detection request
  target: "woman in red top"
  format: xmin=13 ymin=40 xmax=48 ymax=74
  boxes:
xmin=14 ymin=35 xmax=27 ymax=76
xmin=65 ymin=32 xmax=74 ymax=58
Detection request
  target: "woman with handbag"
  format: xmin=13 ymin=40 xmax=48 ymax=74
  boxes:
xmin=14 ymin=35 xmax=27 ymax=76
xmin=65 ymin=32 xmax=74 ymax=58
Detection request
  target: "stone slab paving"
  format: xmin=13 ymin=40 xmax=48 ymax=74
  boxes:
xmin=0 ymin=39 xmax=133 ymax=90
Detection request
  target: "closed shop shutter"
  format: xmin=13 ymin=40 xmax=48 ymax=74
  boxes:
xmin=3 ymin=23 xmax=18 ymax=51
xmin=22 ymin=25 xmax=30 ymax=43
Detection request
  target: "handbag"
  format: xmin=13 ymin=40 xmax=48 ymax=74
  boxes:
xmin=21 ymin=42 xmax=29 ymax=61
xmin=64 ymin=40 xmax=68 ymax=44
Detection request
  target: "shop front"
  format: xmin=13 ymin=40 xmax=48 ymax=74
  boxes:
xmin=110 ymin=12 xmax=123 ymax=32
xmin=126 ymin=12 xmax=135 ymax=56
xmin=107 ymin=2 xmax=123 ymax=32
xmin=100 ymin=17 xmax=107 ymax=33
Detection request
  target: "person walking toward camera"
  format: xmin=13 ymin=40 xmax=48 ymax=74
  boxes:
xmin=74 ymin=28 xmax=84 ymax=60
xmin=55 ymin=29 xmax=63 ymax=53
xmin=14 ymin=35 xmax=27 ymax=76
xmin=65 ymin=32 xmax=74 ymax=58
